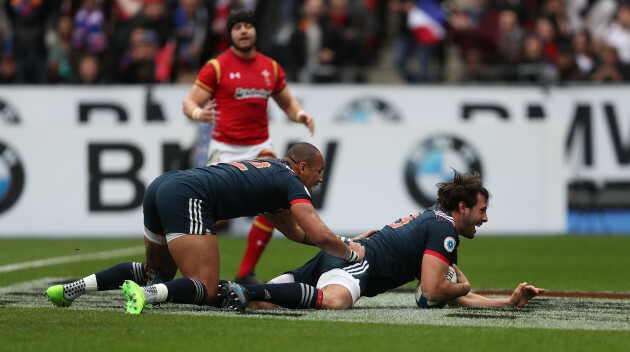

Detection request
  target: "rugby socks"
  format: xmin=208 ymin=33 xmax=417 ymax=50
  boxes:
xmin=145 ymin=278 xmax=207 ymax=305
xmin=243 ymin=283 xmax=323 ymax=309
xmin=237 ymin=216 xmax=274 ymax=278
xmin=62 ymin=262 xmax=146 ymax=301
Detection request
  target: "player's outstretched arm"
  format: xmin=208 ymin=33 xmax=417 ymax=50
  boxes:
xmin=290 ymin=202 xmax=364 ymax=262
xmin=449 ymin=282 xmax=545 ymax=308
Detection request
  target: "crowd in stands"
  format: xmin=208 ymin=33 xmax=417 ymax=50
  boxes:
xmin=0 ymin=0 xmax=629 ymax=85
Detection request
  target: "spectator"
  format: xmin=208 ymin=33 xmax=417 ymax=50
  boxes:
xmin=448 ymin=0 xmax=501 ymax=81
xmin=48 ymin=15 xmax=74 ymax=83
xmin=73 ymin=53 xmax=106 ymax=84
xmin=571 ymin=29 xmax=595 ymax=76
xmin=589 ymin=45 xmax=630 ymax=82
xmin=595 ymin=2 xmax=630 ymax=65
xmin=541 ymin=0 xmax=571 ymax=42
xmin=132 ymin=0 xmax=174 ymax=47
xmin=390 ymin=0 xmax=443 ymax=83
xmin=555 ymin=46 xmax=588 ymax=83
xmin=495 ymin=7 xmax=524 ymax=81
xmin=71 ymin=0 xmax=108 ymax=55
xmin=254 ymin=0 xmax=302 ymax=68
xmin=118 ymin=27 xmax=160 ymax=83
xmin=0 ymin=53 xmax=18 ymax=84
xmin=173 ymin=0 xmax=209 ymax=82
xmin=326 ymin=0 xmax=377 ymax=82
xmin=518 ymin=34 xmax=555 ymax=83
xmin=109 ymin=0 xmax=144 ymax=75
xmin=534 ymin=16 xmax=560 ymax=63
xmin=4 ymin=0 xmax=56 ymax=83
xmin=287 ymin=0 xmax=342 ymax=82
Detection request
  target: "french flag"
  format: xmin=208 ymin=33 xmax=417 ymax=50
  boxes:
xmin=408 ymin=0 xmax=447 ymax=45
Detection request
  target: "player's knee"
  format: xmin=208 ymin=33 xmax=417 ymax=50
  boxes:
xmin=321 ymin=290 xmax=353 ymax=310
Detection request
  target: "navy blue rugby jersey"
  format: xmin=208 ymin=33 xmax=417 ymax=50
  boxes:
xmin=181 ymin=159 xmax=311 ymax=220
xmin=355 ymin=203 xmax=459 ymax=297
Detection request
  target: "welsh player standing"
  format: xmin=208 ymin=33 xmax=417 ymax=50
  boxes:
xmin=182 ymin=9 xmax=315 ymax=285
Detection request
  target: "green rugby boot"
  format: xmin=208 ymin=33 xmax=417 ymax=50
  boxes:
xmin=45 ymin=285 xmax=73 ymax=307
xmin=122 ymin=280 xmax=147 ymax=314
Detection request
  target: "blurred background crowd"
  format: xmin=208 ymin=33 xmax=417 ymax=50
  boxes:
xmin=0 ymin=0 xmax=629 ymax=85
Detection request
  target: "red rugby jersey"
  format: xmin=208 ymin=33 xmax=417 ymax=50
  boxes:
xmin=195 ymin=49 xmax=287 ymax=145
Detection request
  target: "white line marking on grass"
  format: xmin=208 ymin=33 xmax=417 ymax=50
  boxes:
xmin=0 ymin=246 xmax=144 ymax=273
xmin=4 ymin=278 xmax=630 ymax=332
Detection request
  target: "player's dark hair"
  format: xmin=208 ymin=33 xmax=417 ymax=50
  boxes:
xmin=286 ymin=142 xmax=322 ymax=166
xmin=437 ymin=169 xmax=490 ymax=212
xmin=227 ymin=9 xmax=257 ymax=35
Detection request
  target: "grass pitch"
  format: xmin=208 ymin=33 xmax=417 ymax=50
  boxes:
xmin=1 ymin=235 xmax=629 ymax=351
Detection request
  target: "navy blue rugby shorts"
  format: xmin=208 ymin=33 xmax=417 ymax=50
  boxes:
xmin=143 ymin=171 xmax=215 ymax=236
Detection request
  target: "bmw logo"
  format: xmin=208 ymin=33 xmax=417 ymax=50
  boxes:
xmin=404 ymin=134 xmax=483 ymax=208
xmin=0 ymin=141 xmax=25 ymax=214
xmin=334 ymin=97 xmax=401 ymax=123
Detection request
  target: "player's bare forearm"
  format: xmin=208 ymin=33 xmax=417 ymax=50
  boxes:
xmin=263 ymin=212 xmax=313 ymax=245
xmin=449 ymin=282 xmax=545 ymax=308
xmin=290 ymin=203 xmax=361 ymax=261
xmin=272 ymin=88 xmax=314 ymax=135
xmin=183 ymin=84 xmax=215 ymax=122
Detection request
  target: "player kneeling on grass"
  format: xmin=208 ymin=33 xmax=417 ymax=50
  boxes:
xmin=218 ymin=169 xmax=545 ymax=312
xmin=44 ymin=142 xmax=364 ymax=314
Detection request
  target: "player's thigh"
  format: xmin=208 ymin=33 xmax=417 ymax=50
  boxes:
xmin=167 ymin=233 xmax=220 ymax=298
xmin=317 ymin=268 xmax=360 ymax=310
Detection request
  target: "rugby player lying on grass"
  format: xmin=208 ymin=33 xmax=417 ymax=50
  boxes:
xmin=218 ymin=169 xmax=546 ymax=311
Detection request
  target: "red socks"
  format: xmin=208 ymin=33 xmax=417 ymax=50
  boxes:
xmin=237 ymin=215 xmax=274 ymax=278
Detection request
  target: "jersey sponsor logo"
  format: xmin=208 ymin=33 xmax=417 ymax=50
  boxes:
xmin=404 ymin=134 xmax=483 ymax=208
xmin=0 ymin=141 xmax=25 ymax=214
xmin=234 ymin=87 xmax=272 ymax=100
xmin=229 ymin=72 xmax=241 ymax=79
xmin=443 ymin=236 xmax=456 ymax=252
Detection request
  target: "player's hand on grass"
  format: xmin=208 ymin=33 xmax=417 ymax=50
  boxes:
xmin=355 ymin=229 xmax=379 ymax=239
xmin=510 ymin=282 xmax=546 ymax=307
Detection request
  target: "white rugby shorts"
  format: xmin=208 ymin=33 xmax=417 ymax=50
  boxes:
xmin=207 ymin=139 xmax=275 ymax=165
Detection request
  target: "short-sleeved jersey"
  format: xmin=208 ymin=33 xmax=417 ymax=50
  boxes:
xmin=195 ymin=49 xmax=287 ymax=146
xmin=355 ymin=203 xmax=459 ymax=296
xmin=289 ymin=204 xmax=459 ymax=298
xmin=184 ymin=159 xmax=310 ymax=220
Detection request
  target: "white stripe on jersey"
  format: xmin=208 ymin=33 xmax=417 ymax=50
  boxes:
xmin=344 ymin=261 xmax=370 ymax=275
xmin=434 ymin=210 xmax=454 ymax=225
xmin=188 ymin=199 xmax=203 ymax=234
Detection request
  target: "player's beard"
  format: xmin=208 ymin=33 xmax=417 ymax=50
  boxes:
xmin=232 ymin=33 xmax=257 ymax=54
xmin=233 ymin=42 xmax=255 ymax=54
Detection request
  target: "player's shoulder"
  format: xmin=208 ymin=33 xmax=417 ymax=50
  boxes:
xmin=426 ymin=204 xmax=455 ymax=226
